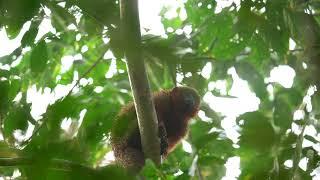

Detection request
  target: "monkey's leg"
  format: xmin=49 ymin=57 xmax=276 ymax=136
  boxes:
xmin=115 ymin=146 xmax=145 ymax=173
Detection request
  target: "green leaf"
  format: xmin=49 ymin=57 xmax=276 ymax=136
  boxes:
xmin=4 ymin=105 xmax=29 ymax=136
xmin=273 ymin=95 xmax=292 ymax=131
xmin=79 ymin=103 xmax=119 ymax=146
xmin=238 ymin=112 xmax=276 ymax=152
xmin=0 ymin=48 xmax=22 ymax=65
xmin=3 ymin=0 xmax=41 ymax=39
xmin=235 ymin=61 xmax=268 ymax=99
xmin=141 ymin=159 xmax=161 ymax=179
xmin=30 ymin=40 xmax=48 ymax=73
xmin=95 ymin=165 xmax=134 ymax=180
xmin=4 ymin=21 xmax=24 ymax=39
xmin=197 ymin=161 xmax=226 ymax=180
xmin=79 ymin=15 xmax=103 ymax=36
xmin=190 ymin=120 xmax=213 ymax=145
xmin=21 ymin=26 xmax=38 ymax=47
xmin=239 ymin=153 xmax=274 ymax=179
xmin=50 ymin=2 xmax=76 ymax=32
xmin=109 ymin=27 xmax=124 ymax=58
xmin=8 ymin=78 xmax=21 ymax=101
xmin=0 ymin=80 xmax=10 ymax=114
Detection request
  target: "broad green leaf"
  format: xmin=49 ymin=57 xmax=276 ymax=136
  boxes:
xmin=30 ymin=40 xmax=48 ymax=73
xmin=4 ymin=105 xmax=29 ymax=136
xmin=140 ymin=159 xmax=160 ymax=179
xmin=3 ymin=0 xmax=40 ymax=39
xmin=49 ymin=2 xmax=76 ymax=32
xmin=273 ymin=95 xmax=292 ymax=132
xmin=21 ymin=26 xmax=38 ymax=47
xmin=8 ymin=78 xmax=21 ymax=101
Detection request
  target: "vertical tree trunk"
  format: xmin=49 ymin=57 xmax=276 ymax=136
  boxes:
xmin=119 ymin=0 xmax=161 ymax=165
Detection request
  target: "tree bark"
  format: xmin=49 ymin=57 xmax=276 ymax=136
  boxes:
xmin=119 ymin=0 xmax=161 ymax=165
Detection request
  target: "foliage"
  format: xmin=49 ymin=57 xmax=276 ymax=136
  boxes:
xmin=0 ymin=0 xmax=320 ymax=179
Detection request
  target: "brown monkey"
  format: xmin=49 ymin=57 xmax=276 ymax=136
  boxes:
xmin=111 ymin=86 xmax=200 ymax=172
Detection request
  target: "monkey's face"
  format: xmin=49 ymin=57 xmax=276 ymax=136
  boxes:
xmin=171 ymin=87 xmax=200 ymax=118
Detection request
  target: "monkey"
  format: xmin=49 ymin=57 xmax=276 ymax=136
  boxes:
xmin=111 ymin=86 xmax=200 ymax=172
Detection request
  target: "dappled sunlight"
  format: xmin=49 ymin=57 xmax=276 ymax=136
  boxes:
xmin=182 ymin=139 xmax=193 ymax=153
xmin=265 ymin=65 xmax=296 ymax=88
xmin=13 ymin=121 xmax=35 ymax=144
xmin=188 ymin=155 xmax=199 ymax=177
xmin=299 ymin=157 xmax=308 ymax=171
xmin=60 ymin=109 xmax=86 ymax=139
xmin=203 ymin=67 xmax=260 ymax=117
xmin=221 ymin=117 xmax=240 ymax=143
xmin=139 ymin=0 xmax=166 ymax=36
xmin=105 ymin=59 xmax=117 ymax=79
xmin=27 ymin=85 xmax=53 ymax=120
xmin=0 ymin=22 xmax=30 ymax=57
xmin=284 ymin=159 xmax=293 ymax=168
xmin=222 ymin=156 xmax=240 ymax=180
xmin=60 ymin=55 xmax=75 ymax=73
xmin=201 ymin=62 xmax=212 ymax=80
xmin=204 ymin=92 xmax=259 ymax=117
xmin=289 ymin=38 xmax=297 ymax=50
xmin=36 ymin=7 xmax=56 ymax=42
xmin=198 ymin=110 xmax=212 ymax=122
xmin=215 ymin=0 xmax=241 ymax=13
xmin=100 ymin=151 xmax=115 ymax=167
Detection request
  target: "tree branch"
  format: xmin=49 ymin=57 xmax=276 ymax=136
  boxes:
xmin=0 ymin=157 xmax=92 ymax=171
xmin=120 ymin=0 xmax=161 ymax=165
xmin=291 ymin=86 xmax=315 ymax=179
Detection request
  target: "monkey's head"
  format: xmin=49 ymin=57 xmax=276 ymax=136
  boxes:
xmin=170 ymin=86 xmax=200 ymax=118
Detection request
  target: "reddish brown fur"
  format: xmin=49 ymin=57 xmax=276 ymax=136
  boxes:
xmin=111 ymin=87 xmax=200 ymax=172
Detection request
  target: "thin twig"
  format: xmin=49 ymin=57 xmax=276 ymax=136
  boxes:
xmin=22 ymin=52 xmax=107 ymax=146
xmin=290 ymin=48 xmax=304 ymax=52
xmin=20 ymin=117 xmax=47 ymax=146
xmin=67 ymin=53 xmax=105 ymax=97
xmin=0 ymin=157 xmax=32 ymax=166
xmin=291 ymin=86 xmax=315 ymax=179
xmin=174 ymin=15 xmax=213 ymax=47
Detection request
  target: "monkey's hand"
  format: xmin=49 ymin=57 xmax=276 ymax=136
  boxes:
xmin=158 ymin=122 xmax=168 ymax=157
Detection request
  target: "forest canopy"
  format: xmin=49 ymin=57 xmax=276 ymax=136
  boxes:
xmin=1 ymin=0 xmax=320 ymax=179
